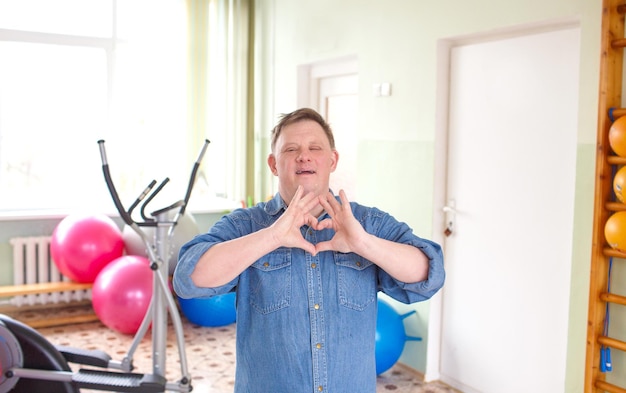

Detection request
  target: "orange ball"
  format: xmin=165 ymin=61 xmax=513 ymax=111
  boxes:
xmin=615 ymin=166 xmax=626 ymax=202
xmin=609 ymin=116 xmax=626 ymax=157
xmin=605 ymin=211 xmax=626 ymax=251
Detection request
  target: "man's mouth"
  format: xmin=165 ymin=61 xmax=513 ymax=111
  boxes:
xmin=296 ymin=169 xmax=316 ymax=175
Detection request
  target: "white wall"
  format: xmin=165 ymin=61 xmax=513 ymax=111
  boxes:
xmin=257 ymin=0 xmax=601 ymax=390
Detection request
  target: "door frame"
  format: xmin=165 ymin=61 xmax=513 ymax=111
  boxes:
xmin=428 ymin=18 xmax=580 ymax=383
xmin=296 ymin=56 xmax=359 ymax=201
xmin=296 ymin=55 xmax=358 ymax=109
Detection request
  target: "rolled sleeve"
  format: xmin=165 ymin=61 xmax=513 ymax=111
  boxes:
xmin=378 ymin=237 xmax=445 ymax=304
xmin=413 ymin=238 xmax=445 ymax=291
xmin=173 ymin=240 xmax=238 ymax=299
xmin=350 ymin=203 xmax=445 ymax=304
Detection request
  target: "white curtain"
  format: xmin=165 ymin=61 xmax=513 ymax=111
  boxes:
xmin=187 ymin=0 xmax=251 ymax=204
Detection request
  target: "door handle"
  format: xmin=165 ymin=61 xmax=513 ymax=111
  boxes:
xmin=443 ymin=200 xmax=456 ymax=237
xmin=443 ymin=206 xmax=457 ymax=213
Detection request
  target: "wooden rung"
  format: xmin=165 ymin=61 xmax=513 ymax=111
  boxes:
xmin=606 ymin=202 xmax=626 ymax=211
xmin=612 ymin=38 xmax=626 ymax=48
xmin=598 ymin=335 xmax=626 ymax=352
xmin=0 ymin=282 xmax=93 ymax=298
xmin=601 ymin=292 xmax=626 ymax=306
xmin=609 ymin=107 xmax=626 ymax=119
xmin=604 ymin=247 xmax=626 ymax=258
xmin=597 ymin=380 xmax=626 ymax=393
xmin=26 ymin=313 xmax=99 ymax=328
xmin=606 ymin=156 xmax=626 ymax=165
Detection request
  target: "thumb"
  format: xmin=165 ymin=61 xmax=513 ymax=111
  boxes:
xmin=315 ymin=240 xmax=334 ymax=254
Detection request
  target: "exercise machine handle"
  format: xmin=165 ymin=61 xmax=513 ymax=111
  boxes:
xmin=97 ymin=139 xmax=134 ymax=226
xmin=181 ymin=139 xmax=210 ymax=215
xmin=97 ymin=138 xmax=210 ymax=227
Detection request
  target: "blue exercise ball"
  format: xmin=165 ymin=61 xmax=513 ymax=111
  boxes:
xmin=178 ymin=292 xmax=237 ymax=327
xmin=375 ymin=298 xmax=421 ymax=375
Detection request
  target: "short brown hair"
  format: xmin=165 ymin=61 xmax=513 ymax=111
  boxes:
xmin=270 ymin=108 xmax=336 ymax=152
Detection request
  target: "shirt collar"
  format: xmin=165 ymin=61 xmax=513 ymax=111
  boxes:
xmin=264 ymin=192 xmax=288 ymax=215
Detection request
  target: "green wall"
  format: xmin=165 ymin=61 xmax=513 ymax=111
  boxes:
xmin=0 ymin=0 xmax=605 ymax=390
xmin=259 ymin=0 xmax=601 ymax=389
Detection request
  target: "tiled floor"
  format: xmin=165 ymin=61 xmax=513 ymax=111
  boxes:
xmin=6 ymin=306 xmax=458 ymax=393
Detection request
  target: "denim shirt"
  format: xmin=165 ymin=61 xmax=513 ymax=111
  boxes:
xmin=173 ymin=193 xmax=445 ymax=393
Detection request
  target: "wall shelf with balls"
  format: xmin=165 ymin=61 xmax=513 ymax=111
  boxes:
xmin=586 ymin=1 xmax=626 ymax=392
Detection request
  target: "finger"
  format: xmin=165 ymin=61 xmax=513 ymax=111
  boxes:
xmin=321 ymin=192 xmax=342 ymax=216
xmin=338 ymin=189 xmax=351 ymax=211
xmin=327 ymin=191 xmax=343 ymax=210
xmin=285 ymin=186 xmax=304 ymax=212
xmin=288 ymin=186 xmax=318 ymax=215
xmin=290 ymin=185 xmax=304 ymax=204
xmin=315 ymin=217 xmax=334 ymax=230
xmin=304 ymin=213 xmax=321 ymax=229
xmin=318 ymin=194 xmax=335 ymax=217
xmin=301 ymin=191 xmax=321 ymax=212
xmin=298 ymin=239 xmax=317 ymax=255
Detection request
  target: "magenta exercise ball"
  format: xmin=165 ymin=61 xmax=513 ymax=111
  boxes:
xmin=50 ymin=214 xmax=125 ymax=283
xmin=92 ymin=255 xmax=153 ymax=334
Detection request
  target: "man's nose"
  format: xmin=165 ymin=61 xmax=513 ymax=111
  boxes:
xmin=297 ymin=151 xmax=310 ymax=161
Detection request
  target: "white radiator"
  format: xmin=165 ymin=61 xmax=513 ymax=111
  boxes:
xmin=8 ymin=236 xmax=91 ymax=306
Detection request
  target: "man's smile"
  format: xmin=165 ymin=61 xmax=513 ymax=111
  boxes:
xmin=296 ymin=169 xmax=316 ymax=175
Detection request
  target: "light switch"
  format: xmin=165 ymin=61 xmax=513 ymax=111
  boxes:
xmin=380 ymin=83 xmax=392 ymax=96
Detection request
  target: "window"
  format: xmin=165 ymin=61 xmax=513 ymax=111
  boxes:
xmin=0 ymin=0 xmax=208 ymax=215
xmin=0 ymin=0 xmax=250 ymax=217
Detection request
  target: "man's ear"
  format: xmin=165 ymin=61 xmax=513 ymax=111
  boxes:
xmin=330 ymin=150 xmax=339 ymax=172
xmin=267 ymin=154 xmax=278 ymax=176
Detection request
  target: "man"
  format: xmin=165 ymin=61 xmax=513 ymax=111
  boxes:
xmin=173 ymin=108 xmax=445 ymax=393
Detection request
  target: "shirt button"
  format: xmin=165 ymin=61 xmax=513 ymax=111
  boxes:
xmin=318 ymin=386 xmax=323 ymax=391
xmin=311 ymin=263 xmax=317 ymax=268
xmin=263 ymin=262 xmax=269 ymax=267
xmin=356 ymin=261 xmax=362 ymax=267
xmin=316 ymin=343 xmax=322 ymax=349
xmin=314 ymin=304 xmax=320 ymax=310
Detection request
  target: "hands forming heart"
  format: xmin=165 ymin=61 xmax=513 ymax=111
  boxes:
xmin=270 ymin=185 xmax=366 ymax=256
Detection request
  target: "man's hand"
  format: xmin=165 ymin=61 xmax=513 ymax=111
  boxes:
xmin=269 ymin=185 xmax=321 ymax=255
xmin=315 ymin=189 xmax=430 ymax=283
xmin=315 ymin=190 xmax=367 ymax=254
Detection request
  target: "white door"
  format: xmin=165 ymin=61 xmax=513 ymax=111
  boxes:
xmin=438 ymin=26 xmax=580 ymax=393
xmin=299 ymin=58 xmax=359 ymax=199
xmin=319 ymin=74 xmax=359 ymax=199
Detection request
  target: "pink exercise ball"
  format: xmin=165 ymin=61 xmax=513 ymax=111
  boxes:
xmin=92 ymin=255 xmax=153 ymax=335
xmin=50 ymin=214 xmax=125 ymax=283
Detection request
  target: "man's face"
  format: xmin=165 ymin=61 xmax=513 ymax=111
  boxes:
xmin=268 ymin=119 xmax=339 ymax=204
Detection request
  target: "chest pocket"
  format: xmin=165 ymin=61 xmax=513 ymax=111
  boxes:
xmin=334 ymin=252 xmax=377 ymax=311
xmin=249 ymin=249 xmax=291 ymax=314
